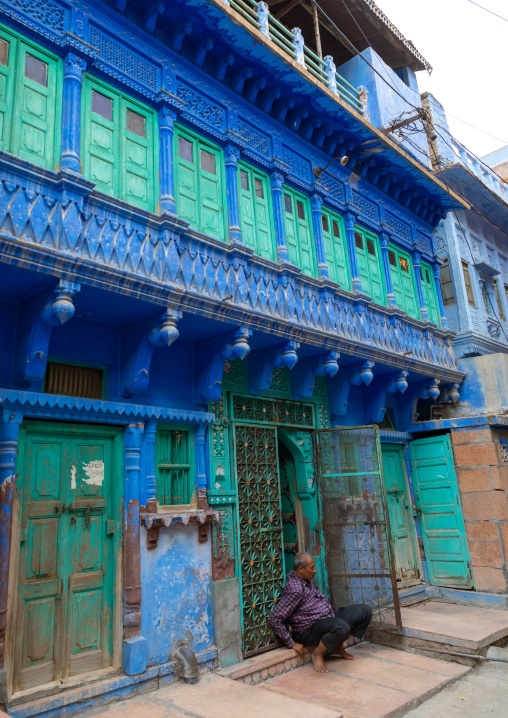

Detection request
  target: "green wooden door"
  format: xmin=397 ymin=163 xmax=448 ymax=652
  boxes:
xmin=14 ymin=422 xmax=121 ymax=692
xmin=237 ymin=162 xmax=275 ymax=261
xmin=354 ymin=228 xmax=385 ymax=304
xmin=409 ymin=435 xmax=472 ymax=588
xmin=388 ymin=245 xmax=420 ymax=319
xmin=381 ymin=444 xmax=421 ymax=583
xmin=420 ymin=261 xmax=440 ymax=326
xmin=283 ymin=187 xmax=317 ymax=277
xmin=321 ymin=208 xmax=350 ymax=288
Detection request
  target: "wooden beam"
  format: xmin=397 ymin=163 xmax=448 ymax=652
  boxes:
xmin=311 ymin=1 xmax=323 ymax=59
xmin=275 ymin=0 xmax=300 ymax=20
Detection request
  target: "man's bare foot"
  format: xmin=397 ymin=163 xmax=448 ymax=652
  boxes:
xmin=311 ymin=651 xmax=329 ymax=672
xmin=336 ymin=645 xmax=355 ymax=660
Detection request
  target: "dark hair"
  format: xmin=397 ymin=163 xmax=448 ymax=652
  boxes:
xmin=294 ymin=551 xmax=312 ymax=570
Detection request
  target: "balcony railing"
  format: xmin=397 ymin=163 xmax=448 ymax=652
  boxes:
xmin=225 ymin=0 xmax=363 ymax=114
xmin=451 ymin=138 xmax=508 ymax=204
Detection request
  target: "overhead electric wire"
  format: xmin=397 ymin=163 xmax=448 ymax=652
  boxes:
xmin=466 ymin=0 xmax=508 ymax=23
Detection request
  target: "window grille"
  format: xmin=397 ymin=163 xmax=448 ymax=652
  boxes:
xmin=44 ymin=362 xmax=104 ymax=399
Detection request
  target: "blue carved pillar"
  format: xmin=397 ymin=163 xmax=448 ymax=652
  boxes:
xmin=379 ymin=231 xmax=396 ymax=307
xmin=344 ymin=212 xmax=362 ymax=292
xmin=224 ymin=144 xmax=242 ymax=242
xmin=158 ymin=106 xmax=177 ymax=213
xmin=144 ymin=420 xmax=157 ymax=512
xmin=412 ymin=250 xmax=429 ymax=321
xmin=271 ymin=171 xmax=289 ymax=262
xmin=195 ymin=423 xmax=208 ymax=507
xmin=0 ymin=409 xmax=22 ymax=686
xmin=61 ymin=53 xmax=87 ymax=172
xmin=432 ymin=260 xmax=449 ymax=328
xmin=123 ymin=422 xmax=147 ymax=675
xmin=310 ymin=194 xmax=329 ymax=278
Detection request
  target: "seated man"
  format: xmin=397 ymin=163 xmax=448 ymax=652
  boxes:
xmin=269 ymin=551 xmax=372 ymax=673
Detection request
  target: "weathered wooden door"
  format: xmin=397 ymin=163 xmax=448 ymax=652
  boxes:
xmin=14 ymin=422 xmax=120 ymax=692
xmin=409 ymin=435 xmax=472 ymax=588
xmin=381 ymin=444 xmax=421 ymax=583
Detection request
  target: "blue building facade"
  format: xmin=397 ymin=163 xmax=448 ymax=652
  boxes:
xmin=0 ymin=1 xmax=471 ymax=715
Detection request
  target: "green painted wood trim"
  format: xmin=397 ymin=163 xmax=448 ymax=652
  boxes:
xmin=388 ymin=243 xmax=420 ymax=320
xmin=81 ymin=74 xmax=159 ymax=212
xmin=420 ymin=259 xmax=441 ymax=327
xmin=282 ymin=185 xmax=318 ymax=278
xmin=320 ymin=206 xmax=350 ymax=289
xmin=354 ymin=225 xmax=387 ymax=306
xmin=155 ymin=423 xmax=197 ymax=508
xmin=173 ymin=123 xmax=227 ymax=241
xmin=0 ymin=22 xmax=62 ymax=170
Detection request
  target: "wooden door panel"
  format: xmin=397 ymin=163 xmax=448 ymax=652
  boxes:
xmin=26 ymin=517 xmax=58 ymax=579
xmin=19 ymin=596 xmax=58 ymax=690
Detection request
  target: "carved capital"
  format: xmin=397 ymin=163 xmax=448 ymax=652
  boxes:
xmin=63 ymin=53 xmax=87 ymax=81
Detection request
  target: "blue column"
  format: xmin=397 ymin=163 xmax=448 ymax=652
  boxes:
xmin=195 ymin=423 xmax=209 ymax=511
xmin=432 ymin=261 xmax=449 ymax=328
xmin=379 ymin=232 xmax=396 ymax=307
xmin=123 ymin=422 xmax=147 ymax=676
xmin=144 ymin=419 xmax=157 ymax=512
xmin=61 ymin=53 xmax=86 ymax=172
xmin=412 ymin=250 xmax=429 ymax=321
xmin=270 ymin=171 xmax=289 ymax=262
xmin=224 ymin=144 xmax=242 ymax=242
xmin=158 ymin=107 xmax=176 ymax=213
xmin=344 ymin=212 xmax=362 ymax=292
xmin=0 ymin=409 xmax=22 ymax=678
xmin=310 ymin=194 xmax=329 ymax=278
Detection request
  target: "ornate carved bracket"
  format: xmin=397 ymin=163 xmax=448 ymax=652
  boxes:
xmin=328 ymin=361 xmax=375 ymax=421
xmin=141 ymin=509 xmax=219 ymax=549
xmin=143 ymin=2 xmax=166 ymax=33
xmin=122 ymin=309 xmax=182 ymax=398
xmin=439 ymin=381 xmax=462 ymax=404
xmin=366 ymin=370 xmax=409 ymax=425
xmin=15 ymin=279 xmax=81 ymax=386
xmin=248 ymin=340 xmax=299 ymax=395
xmin=194 ymin=327 xmax=252 ymax=405
xmin=292 ymin=351 xmax=339 ymax=400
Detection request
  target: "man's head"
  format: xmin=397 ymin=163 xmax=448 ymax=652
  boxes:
xmin=293 ymin=551 xmax=317 ymax=581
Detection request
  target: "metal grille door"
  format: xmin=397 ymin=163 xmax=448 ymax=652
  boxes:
xmin=315 ymin=426 xmax=401 ymax=630
xmin=234 ymin=424 xmax=284 ymax=655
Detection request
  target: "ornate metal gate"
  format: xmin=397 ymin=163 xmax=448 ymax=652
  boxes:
xmin=233 ymin=423 xmax=284 ymax=655
xmin=315 ymin=426 xmax=402 ymax=630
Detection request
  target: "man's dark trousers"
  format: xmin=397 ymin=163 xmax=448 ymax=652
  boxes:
xmin=293 ymin=604 xmax=372 ymax=654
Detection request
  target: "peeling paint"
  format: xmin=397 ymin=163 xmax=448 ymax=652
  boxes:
xmin=82 ymin=459 xmax=104 ymax=486
xmin=71 ymin=464 xmax=76 ymax=490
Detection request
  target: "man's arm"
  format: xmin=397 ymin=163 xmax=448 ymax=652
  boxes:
xmin=269 ymin=589 xmax=302 ymax=648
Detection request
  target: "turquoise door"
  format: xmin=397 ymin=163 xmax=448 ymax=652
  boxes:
xmin=409 ymin=435 xmax=472 ymax=588
xmin=381 ymin=444 xmax=421 ymax=583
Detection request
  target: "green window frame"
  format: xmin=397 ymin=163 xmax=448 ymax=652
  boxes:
xmin=353 ymin=226 xmax=385 ymax=305
xmin=420 ymin=260 xmax=440 ymax=326
xmin=82 ymin=75 xmax=158 ymax=211
xmin=282 ymin=186 xmax=317 ymax=277
xmin=155 ymin=426 xmax=195 ymax=507
xmin=237 ymin=161 xmax=276 ymax=261
xmin=321 ymin=207 xmax=350 ymax=289
xmin=174 ymin=125 xmax=227 ymax=241
xmin=0 ymin=24 xmax=62 ymax=169
xmin=387 ymin=244 xmax=420 ymax=319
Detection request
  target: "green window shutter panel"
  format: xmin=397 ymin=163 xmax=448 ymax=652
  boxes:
xmin=237 ymin=163 xmax=275 ymax=261
xmin=174 ymin=126 xmax=226 ymax=241
xmin=388 ymin=244 xmax=420 ymax=319
xmin=354 ymin=227 xmax=386 ymax=305
xmin=156 ymin=428 xmax=193 ymax=506
xmin=321 ymin=209 xmax=349 ymax=288
xmin=0 ymin=25 xmax=62 ymax=169
xmin=82 ymin=76 xmax=158 ymax=211
xmin=355 ymin=230 xmax=372 ymax=296
xmin=421 ymin=261 xmax=440 ymax=326
xmin=238 ymin=163 xmax=256 ymax=250
xmin=0 ymin=28 xmax=17 ymax=153
xmin=282 ymin=186 xmax=317 ymax=277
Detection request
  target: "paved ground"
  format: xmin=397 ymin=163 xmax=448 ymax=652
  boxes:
xmin=81 ymin=643 xmax=468 ymax=718
xmin=403 ymin=660 xmax=507 ymax=717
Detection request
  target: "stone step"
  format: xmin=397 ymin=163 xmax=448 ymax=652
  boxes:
xmin=259 ymin=642 xmax=470 ymax=718
xmin=216 ymin=645 xmax=313 ymax=684
xmin=370 ymin=599 xmax=508 ymax=664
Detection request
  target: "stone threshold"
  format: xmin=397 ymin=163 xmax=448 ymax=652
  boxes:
xmin=216 ymin=646 xmax=313 ymax=684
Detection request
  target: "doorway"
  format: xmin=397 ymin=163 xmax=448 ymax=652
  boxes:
xmin=11 ymin=421 xmax=122 ymax=693
xmin=381 ymin=444 xmax=421 ymax=585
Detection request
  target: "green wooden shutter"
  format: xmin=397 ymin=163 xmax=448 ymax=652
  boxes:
xmin=0 ymin=28 xmax=16 ymax=152
xmin=238 ymin=163 xmax=256 ymax=250
xmin=421 ymin=261 xmax=440 ymax=326
xmin=252 ymin=169 xmax=275 ymax=260
xmin=199 ymin=144 xmax=224 ymax=241
xmin=365 ymin=231 xmax=385 ymax=305
xmin=156 ymin=428 xmax=193 ymax=506
xmin=321 ymin=208 xmax=349 ymax=288
xmin=283 ymin=189 xmax=300 ymax=267
xmin=83 ymin=79 xmax=118 ymax=197
xmin=388 ymin=247 xmax=404 ymax=308
xmin=175 ymin=130 xmax=199 ymax=227
xmin=12 ymin=40 xmax=61 ymax=169
xmin=121 ymin=98 xmax=156 ymax=211
xmin=388 ymin=244 xmax=420 ymax=319
xmin=354 ymin=230 xmax=371 ymax=296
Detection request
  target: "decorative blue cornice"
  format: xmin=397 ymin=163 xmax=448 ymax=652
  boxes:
xmin=0 ymin=389 xmax=215 ymax=424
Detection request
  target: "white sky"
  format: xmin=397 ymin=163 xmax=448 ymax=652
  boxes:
xmin=374 ymin=0 xmax=508 ymax=160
